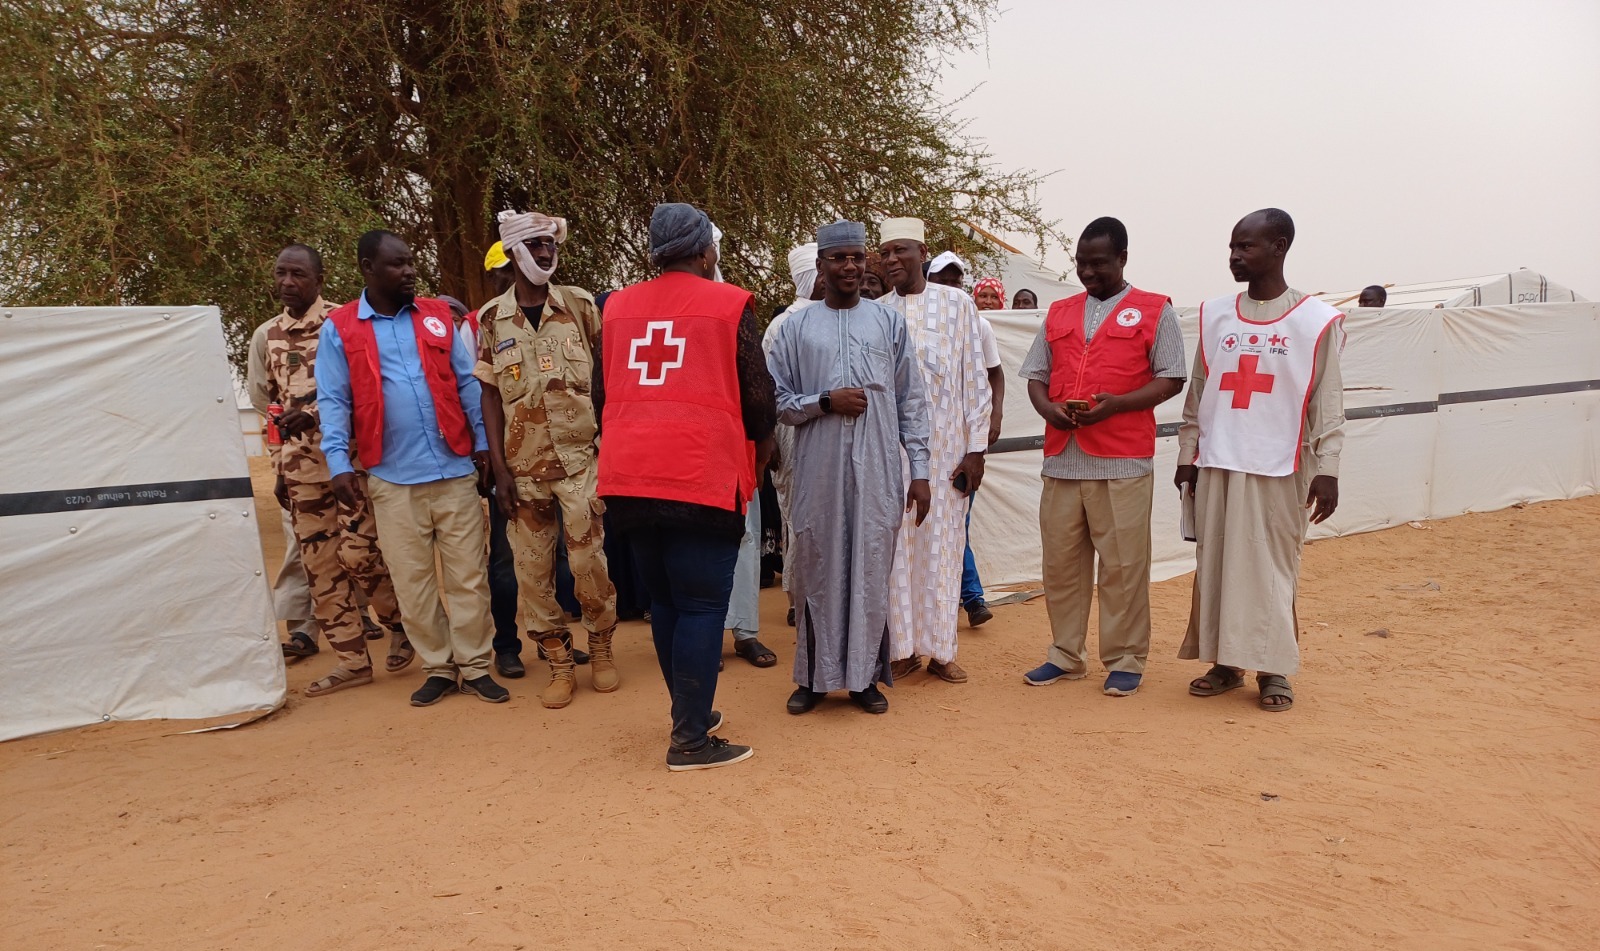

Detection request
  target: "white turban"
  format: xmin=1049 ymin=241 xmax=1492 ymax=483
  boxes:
xmin=879 ymin=216 xmax=926 ymax=246
xmin=497 ymin=210 xmax=567 ymax=286
xmin=787 ymin=243 xmax=818 ymax=300
xmin=711 ymin=222 xmax=725 ymax=283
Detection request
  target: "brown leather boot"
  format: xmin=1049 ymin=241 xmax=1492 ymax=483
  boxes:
xmin=588 ymin=627 xmax=620 ymax=693
xmin=539 ymin=633 xmax=576 ymax=709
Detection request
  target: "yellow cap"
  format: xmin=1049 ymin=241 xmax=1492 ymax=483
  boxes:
xmin=483 ymin=241 xmax=510 ymax=271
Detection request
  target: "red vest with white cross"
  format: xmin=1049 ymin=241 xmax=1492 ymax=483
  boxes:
xmin=327 ymin=296 xmax=474 ymax=467
xmin=597 ymin=271 xmax=756 ymax=512
xmin=1042 ymin=286 xmax=1168 ymax=459
xmin=1194 ymin=293 xmax=1344 ymax=477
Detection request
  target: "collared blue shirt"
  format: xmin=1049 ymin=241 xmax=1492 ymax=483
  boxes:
xmin=316 ymin=292 xmax=488 ymax=485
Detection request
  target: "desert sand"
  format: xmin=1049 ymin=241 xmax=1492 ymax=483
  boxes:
xmin=3 ymin=461 xmax=1597 ymax=951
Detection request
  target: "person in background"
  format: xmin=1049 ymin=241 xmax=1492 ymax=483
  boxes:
xmin=879 ymin=217 xmax=992 ymax=684
xmin=317 ymin=229 xmax=505 ymax=707
xmin=598 ymin=203 xmax=776 ymax=771
xmin=973 ymin=277 xmax=1006 ymax=311
xmin=766 ymin=220 xmax=930 ymax=715
xmin=926 ymin=250 xmax=967 ymax=290
xmin=1177 ymin=209 xmax=1346 ymax=713
xmin=958 ymin=296 xmax=1006 ymax=628
xmin=1012 ymin=288 xmax=1039 ymax=310
xmin=1357 ymin=285 xmax=1387 ymax=308
xmin=1019 ymin=217 xmax=1186 ymax=697
xmin=861 ymin=254 xmax=889 ymax=300
xmin=476 ymin=211 xmax=619 ymax=710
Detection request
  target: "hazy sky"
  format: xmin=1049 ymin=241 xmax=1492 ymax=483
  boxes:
xmin=939 ymin=0 xmax=1600 ymax=304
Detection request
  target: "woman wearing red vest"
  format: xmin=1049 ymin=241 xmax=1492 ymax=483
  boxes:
xmin=597 ymin=204 xmax=777 ymax=772
xmin=1017 ymin=217 xmax=1187 ymax=697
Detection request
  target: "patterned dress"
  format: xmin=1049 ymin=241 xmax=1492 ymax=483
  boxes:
xmin=880 ymin=284 xmax=992 ymax=663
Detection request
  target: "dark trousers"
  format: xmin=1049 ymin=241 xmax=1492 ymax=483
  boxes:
xmin=628 ymin=527 xmax=740 ymax=752
xmin=490 ymin=504 xmax=581 ymax=657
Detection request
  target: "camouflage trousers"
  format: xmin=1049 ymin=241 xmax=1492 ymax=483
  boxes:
xmin=508 ymin=466 xmax=618 ymax=638
xmin=286 ymin=474 xmax=402 ymax=672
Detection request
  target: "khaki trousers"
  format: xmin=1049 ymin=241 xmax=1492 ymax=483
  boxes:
xmin=507 ymin=466 xmax=618 ymax=638
xmin=285 ymin=474 xmax=402 ymax=671
xmin=366 ymin=474 xmax=493 ymax=680
xmin=272 ymin=508 xmax=313 ymax=627
xmin=1039 ymin=474 xmax=1154 ymax=674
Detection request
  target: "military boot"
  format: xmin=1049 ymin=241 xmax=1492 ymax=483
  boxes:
xmin=588 ymin=627 xmax=620 ymax=693
xmin=539 ymin=633 xmax=576 ymax=709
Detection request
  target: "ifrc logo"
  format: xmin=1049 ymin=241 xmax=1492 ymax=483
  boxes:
xmin=1220 ymin=333 xmax=1240 ymax=353
xmin=1115 ymin=307 xmax=1142 ymax=327
xmin=422 ymin=315 xmax=449 ymax=338
xmin=628 ymin=320 xmax=686 ymax=386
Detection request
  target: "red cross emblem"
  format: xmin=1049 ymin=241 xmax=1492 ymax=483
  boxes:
xmin=628 ymin=320 xmax=685 ymax=386
xmin=1218 ymin=354 xmax=1275 ymax=409
xmin=1269 ymin=334 xmax=1289 ymax=347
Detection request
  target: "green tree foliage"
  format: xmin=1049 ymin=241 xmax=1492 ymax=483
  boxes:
xmin=1 ymin=0 xmax=1061 ymax=366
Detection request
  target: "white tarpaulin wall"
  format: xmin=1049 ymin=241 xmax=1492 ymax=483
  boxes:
xmin=971 ymin=301 xmax=1600 ymax=587
xmin=0 ymin=307 xmax=284 ymax=741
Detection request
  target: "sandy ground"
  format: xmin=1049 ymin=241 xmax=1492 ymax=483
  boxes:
xmin=3 ymin=460 xmax=1598 ymax=951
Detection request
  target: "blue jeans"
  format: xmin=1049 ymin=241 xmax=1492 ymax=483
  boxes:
xmin=960 ymin=489 xmax=985 ymax=606
xmin=628 ymin=527 xmax=740 ymax=751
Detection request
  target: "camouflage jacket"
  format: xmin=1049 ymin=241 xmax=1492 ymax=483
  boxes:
xmin=263 ymin=297 xmax=337 ymax=484
xmin=474 ymin=284 xmax=602 ymax=480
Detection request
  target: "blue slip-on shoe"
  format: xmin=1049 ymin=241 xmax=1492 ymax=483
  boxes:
xmin=1023 ymin=662 xmax=1086 ymax=686
xmin=1103 ymin=671 xmax=1142 ymax=696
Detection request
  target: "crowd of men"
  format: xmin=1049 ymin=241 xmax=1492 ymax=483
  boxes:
xmin=247 ymin=204 xmax=1346 ymax=771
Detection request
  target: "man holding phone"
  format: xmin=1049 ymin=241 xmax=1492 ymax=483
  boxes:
xmin=1018 ymin=217 xmax=1186 ymax=696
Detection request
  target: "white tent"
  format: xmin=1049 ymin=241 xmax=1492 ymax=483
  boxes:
xmin=971 ymin=301 xmax=1600 ymax=588
xmin=960 ymin=224 xmax=1082 ymax=308
xmin=1319 ymin=269 xmax=1588 ymax=309
xmin=0 ymin=306 xmax=284 ymax=741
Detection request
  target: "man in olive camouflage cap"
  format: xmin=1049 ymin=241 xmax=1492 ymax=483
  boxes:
xmin=478 ymin=211 xmax=619 ymax=709
xmin=261 ymin=243 xmax=412 ymax=696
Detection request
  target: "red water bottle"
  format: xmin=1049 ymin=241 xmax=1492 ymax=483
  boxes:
xmin=266 ymin=402 xmax=284 ymax=445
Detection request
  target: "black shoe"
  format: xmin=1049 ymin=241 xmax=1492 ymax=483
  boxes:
xmin=573 ymin=648 xmax=590 ymax=665
xmin=786 ymin=607 xmax=796 ymax=627
xmin=708 ymin=710 xmax=724 ymax=734
xmin=461 ymin=675 xmax=510 ymax=703
xmin=759 ymin=569 xmax=776 ymax=589
xmin=410 ymin=676 xmax=458 ymax=707
xmin=666 ymin=737 xmax=753 ymax=772
xmin=849 ymin=684 xmax=889 ymax=714
xmin=786 ymin=686 xmax=824 ymax=715
xmin=965 ymin=600 xmax=994 ymax=627
xmin=495 ymin=653 xmax=525 ymax=679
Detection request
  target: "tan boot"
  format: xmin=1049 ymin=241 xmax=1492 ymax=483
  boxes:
xmin=539 ymin=634 xmax=576 ymax=709
xmin=588 ymin=628 xmax=620 ymax=693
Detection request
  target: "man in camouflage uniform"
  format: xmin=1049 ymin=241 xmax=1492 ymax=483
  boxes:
xmin=262 ymin=243 xmax=411 ymax=697
xmin=478 ymin=211 xmax=618 ymax=709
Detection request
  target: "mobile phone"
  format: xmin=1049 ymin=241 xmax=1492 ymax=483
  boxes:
xmin=1063 ymin=399 xmax=1092 ymax=411
xmin=952 ymin=472 xmax=970 ymax=494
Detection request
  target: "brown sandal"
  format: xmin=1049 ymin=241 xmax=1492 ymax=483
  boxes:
xmin=928 ymin=659 xmax=968 ymax=683
xmin=1189 ymin=664 xmax=1245 ymax=696
xmin=304 ymin=666 xmax=374 ymax=698
xmin=386 ymin=635 xmax=415 ymax=673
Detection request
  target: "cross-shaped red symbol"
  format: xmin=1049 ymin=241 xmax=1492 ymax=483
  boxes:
xmin=1268 ymin=334 xmax=1282 ymax=346
xmin=1218 ymin=354 xmax=1276 ymax=409
xmin=628 ymin=320 xmax=685 ymax=386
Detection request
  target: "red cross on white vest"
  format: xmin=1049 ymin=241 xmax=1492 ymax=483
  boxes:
xmin=1218 ymin=354 xmax=1276 ymax=409
xmin=628 ymin=320 xmax=686 ymax=386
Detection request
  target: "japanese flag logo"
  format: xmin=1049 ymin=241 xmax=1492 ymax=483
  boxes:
xmin=423 ymin=315 xmax=449 ymax=338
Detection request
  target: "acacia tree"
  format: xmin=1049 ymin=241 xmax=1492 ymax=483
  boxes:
xmin=1 ymin=0 xmax=1063 ymax=366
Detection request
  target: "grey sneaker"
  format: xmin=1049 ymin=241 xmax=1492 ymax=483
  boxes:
xmin=666 ymin=737 xmax=753 ymax=772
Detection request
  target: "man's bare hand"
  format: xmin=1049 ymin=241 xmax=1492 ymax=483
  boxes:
xmin=952 ymin=452 xmax=986 ymax=495
xmin=1306 ymin=474 xmax=1339 ymax=524
xmin=330 ymin=472 xmax=361 ymax=508
xmin=828 ymin=388 xmax=868 ymax=417
xmin=1041 ymin=403 xmax=1077 ymax=431
xmin=1174 ymin=464 xmax=1199 ymax=491
xmin=987 ymin=408 xmax=1004 ymax=446
xmin=906 ymin=479 xmax=932 ymax=526
xmin=1069 ymin=392 xmax=1122 ymax=427
xmin=275 ymin=408 xmax=318 ymax=438
xmin=493 ymin=467 xmax=520 ymax=520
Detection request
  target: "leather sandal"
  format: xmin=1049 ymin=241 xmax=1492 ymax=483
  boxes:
xmin=385 ymin=635 xmax=415 ymax=673
xmin=304 ymin=666 xmax=374 ymax=698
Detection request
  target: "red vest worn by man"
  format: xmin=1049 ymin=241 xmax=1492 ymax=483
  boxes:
xmin=1043 ymin=287 xmax=1168 ymax=459
xmin=598 ymin=271 xmax=754 ymax=512
xmin=327 ymin=296 xmax=474 ymax=467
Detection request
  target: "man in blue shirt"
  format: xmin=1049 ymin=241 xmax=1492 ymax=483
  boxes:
xmin=316 ymin=230 xmax=507 ymax=707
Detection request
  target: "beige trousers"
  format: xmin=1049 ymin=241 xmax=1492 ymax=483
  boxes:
xmin=366 ymin=474 xmax=493 ymax=680
xmin=1039 ymin=474 xmax=1154 ymax=674
xmin=272 ymin=508 xmax=313 ymax=627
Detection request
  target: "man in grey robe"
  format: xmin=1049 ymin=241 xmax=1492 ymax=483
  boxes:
xmin=766 ymin=220 xmax=931 ymax=715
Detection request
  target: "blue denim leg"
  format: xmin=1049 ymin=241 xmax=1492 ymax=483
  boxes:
xmin=488 ymin=502 xmax=522 ymax=655
xmin=960 ymin=489 xmax=985 ymax=606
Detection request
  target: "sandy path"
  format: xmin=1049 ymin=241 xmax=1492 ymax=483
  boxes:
xmin=3 ymin=462 xmax=1597 ymax=950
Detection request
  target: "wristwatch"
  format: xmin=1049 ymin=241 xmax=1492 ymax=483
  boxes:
xmin=819 ymin=392 xmax=833 ymax=414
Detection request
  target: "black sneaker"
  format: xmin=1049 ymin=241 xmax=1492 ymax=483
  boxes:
xmin=786 ymin=686 xmax=824 ymax=715
xmin=708 ymin=710 xmax=725 ymax=734
xmin=494 ymin=653 xmax=526 ymax=678
xmin=666 ymin=737 xmax=753 ymax=772
xmin=574 ymin=648 xmax=590 ymax=666
xmin=849 ymin=684 xmax=889 ymax=714
xmin=410 ymin=676 xmax=458 ymax=707
xmin=461 ymin=675 xmax=510 ymax=703
xmin=965 ymin=600 xmax=994 ymax=627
